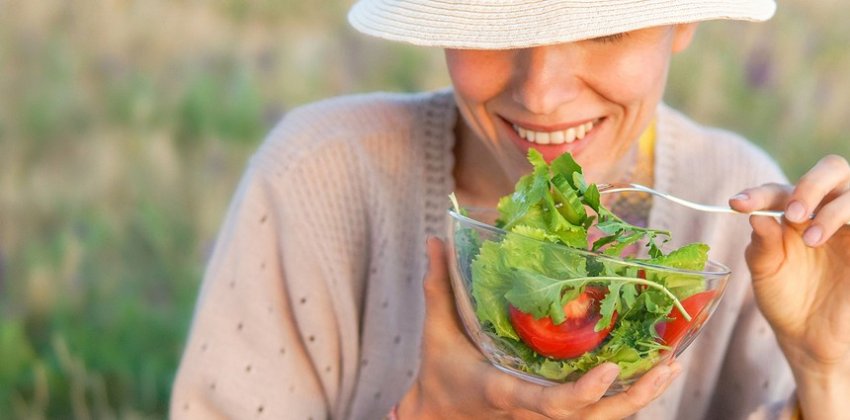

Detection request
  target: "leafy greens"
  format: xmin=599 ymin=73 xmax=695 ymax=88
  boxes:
xmin=455 ymin=150 xmax=710 ymax=381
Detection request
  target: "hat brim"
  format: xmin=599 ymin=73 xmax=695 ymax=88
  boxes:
xmin=349 ymin=0 xmax=776 ymax=49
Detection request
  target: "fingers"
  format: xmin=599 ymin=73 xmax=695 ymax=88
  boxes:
xmin=510 ymin=363 xmax=619 ymax=418
xmin=729 ymin=183 xmax=789 ymax=276
xmin=730 ymin=155 xmax=850 ymax=247
xmin=728 ymin=182 xmax=792 ymax=214
xmin=786 ymin=155 xmax=850 ymax=246
xmin=565 ymin=363 xmax=621 ymax=408
xmin=511 ymin=361 xmax=681 ymax=419
xmin=784 ymin=155 xmax=850 ymax=223
xmin=743 ymin=214 xmax=785 ymax=279
xmin=729 ymin=184 xmax=791 ymax=267
xmin=583 ymin=360 xmax=682 ymax=419
xmin=804 ymin=191 xmax=850 ymax=246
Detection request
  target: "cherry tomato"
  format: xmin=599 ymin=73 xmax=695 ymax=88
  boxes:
xmin=509 ymin=286 xmax=616 ymax=359
xmin=656 ymin=290 xmax=716 ymax=347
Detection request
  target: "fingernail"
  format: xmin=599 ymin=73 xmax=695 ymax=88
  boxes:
xmin=730 ymin=193 xmax=749 ymax=202
xmin=654 ymin=368 xmax=672 ymax=389
xmin=803 ymin=225 xmax=823 ymax=246
xmin=785 ymin=201 xmax=807 ymax=223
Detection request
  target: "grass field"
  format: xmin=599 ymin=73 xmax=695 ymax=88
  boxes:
xmin=1 ymin=1 xmax=849 ymax=418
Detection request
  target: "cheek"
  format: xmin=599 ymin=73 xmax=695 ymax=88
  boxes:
xmin=446 ymin=51 xmax=511 ymax=103
xmin=594 ymin=51 xmax=670 ymax=104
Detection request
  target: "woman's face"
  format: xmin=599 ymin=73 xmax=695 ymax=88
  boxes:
xmin=446 ymin=24 xmax=697 ymax=185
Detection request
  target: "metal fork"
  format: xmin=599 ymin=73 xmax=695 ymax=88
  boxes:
xmin=597 ymin=182 xmax=850 ymax=224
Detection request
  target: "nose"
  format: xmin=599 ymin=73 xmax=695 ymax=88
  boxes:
xmin=511 ymin=45 xmax=583 ymax=115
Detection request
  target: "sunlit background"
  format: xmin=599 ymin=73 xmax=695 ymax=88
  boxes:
xmin=1 ymin=0 xmax=849 ymax=418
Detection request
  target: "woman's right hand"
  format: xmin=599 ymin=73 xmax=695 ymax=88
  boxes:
xmin=397 ymin=238 xmax=682 ymax=419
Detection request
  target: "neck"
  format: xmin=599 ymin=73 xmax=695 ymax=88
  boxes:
xmin=586 ymin=141 xmax=639 ymax=185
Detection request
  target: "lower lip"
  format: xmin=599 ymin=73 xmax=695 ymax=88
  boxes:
xmin=501 ymin=117 xmax=603 ymax=163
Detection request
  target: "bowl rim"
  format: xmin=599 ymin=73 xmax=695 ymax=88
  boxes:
xmin=448 ymin=208 xmax=732 ymax=278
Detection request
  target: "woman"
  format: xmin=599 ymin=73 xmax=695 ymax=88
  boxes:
xmin=171 ymin=0 xmax=850 ymax=418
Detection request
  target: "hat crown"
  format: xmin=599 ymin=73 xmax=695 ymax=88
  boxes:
xmin=348 ymin=0 xmax=776 ymax=49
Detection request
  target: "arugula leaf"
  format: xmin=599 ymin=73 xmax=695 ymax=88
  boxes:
xmin=603 ymin=230 xmax=645 ymax=257
xmin=621 ymin=283 xmax=638 ymax=309
xmin=591 ymin=234 xmax=619 ymax=252
xmin=597 ymin=282 xmax=622 ymax=332
xmin=595 ymin=219 xmax=625 ymax=236
xmin=505 ymin=270 xmax=571 ymax=324
xmin=636 ymin=289 xmax=674 ymax=315
xmin=641 ymin=243 xmax=709 ymax=271
xmin=543 ymin=242 xmax=588 ymax=280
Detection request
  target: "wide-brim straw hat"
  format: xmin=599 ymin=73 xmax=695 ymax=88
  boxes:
xmin=348 ymin=0 xmax=776 ymax=49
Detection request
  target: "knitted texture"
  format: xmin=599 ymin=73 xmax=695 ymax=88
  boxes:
xmin=171 ymin=90 xmax=794 ymax=419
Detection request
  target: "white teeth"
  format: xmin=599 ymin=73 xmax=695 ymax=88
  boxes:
xmin=512 ymin=121 xmax=596 ymax=145
xmin=551 ymin=130 xmax=565 ymax=144
xmin=565 ymin=127 xmax=576 ymax=143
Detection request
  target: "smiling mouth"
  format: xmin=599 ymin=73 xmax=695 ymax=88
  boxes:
xmin=511 ymin=119 xmax=601 ymax=145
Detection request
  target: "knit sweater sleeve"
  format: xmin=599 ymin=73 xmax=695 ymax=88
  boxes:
xmin=169 ymin=160 xmax=331 ymax=419
xmin=169 ymin=98 xmax=381 ymax=419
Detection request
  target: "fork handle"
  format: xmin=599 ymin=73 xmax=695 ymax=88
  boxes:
xmin=742 ymin=209 xmax=785 ymax=218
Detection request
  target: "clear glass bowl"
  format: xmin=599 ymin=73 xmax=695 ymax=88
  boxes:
xmin=446 ymin=207 xmax=731 ymax=394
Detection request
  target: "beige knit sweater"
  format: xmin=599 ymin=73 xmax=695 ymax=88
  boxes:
xmin=171 ymin=89 xmax=794 ymax=419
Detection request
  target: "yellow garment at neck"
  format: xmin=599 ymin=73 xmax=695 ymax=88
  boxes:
xmin=635 ymin=120 xmax=656 ymax=187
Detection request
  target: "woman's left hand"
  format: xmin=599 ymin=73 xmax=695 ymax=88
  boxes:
xmin=730 ymin=154 xmax=850 ymax=417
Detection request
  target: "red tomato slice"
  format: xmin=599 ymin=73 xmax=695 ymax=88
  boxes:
xmin=656 ymin=290 xmax=716 ymax=347
xmin=509 ymin=286 xmax=617 ymax=359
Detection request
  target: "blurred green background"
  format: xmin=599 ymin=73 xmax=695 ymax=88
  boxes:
xmin=1 ymin=0 xmax=848 ymax=418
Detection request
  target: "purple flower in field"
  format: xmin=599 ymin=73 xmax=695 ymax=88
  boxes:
xmin=746 ymin=46 xmax=774 ymax=89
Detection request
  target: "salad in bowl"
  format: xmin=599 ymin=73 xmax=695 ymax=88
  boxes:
xmin=446 ymin=150 xmax=731 ymax=393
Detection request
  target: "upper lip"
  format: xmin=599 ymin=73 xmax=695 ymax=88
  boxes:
xmin=501 ymin=116 xmax=600 ymax=132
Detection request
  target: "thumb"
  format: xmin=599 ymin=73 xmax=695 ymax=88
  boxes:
xmin=745 ymin=215 xmax=786 ymax=280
